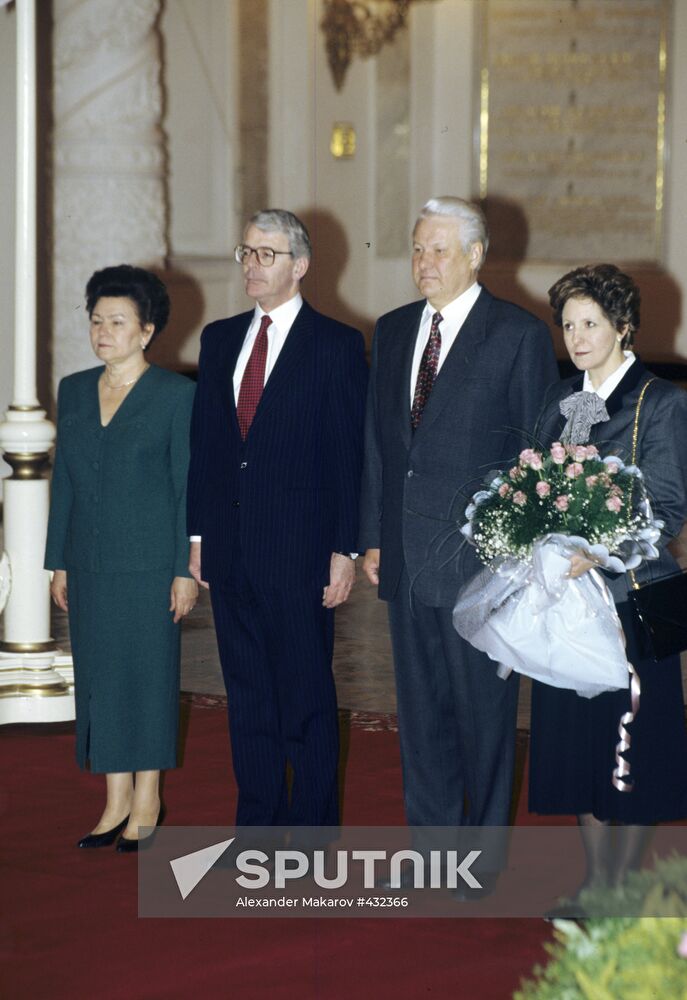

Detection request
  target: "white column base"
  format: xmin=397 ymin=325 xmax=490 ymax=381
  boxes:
xmin=0 ymin=649 xmax=75 ymax=724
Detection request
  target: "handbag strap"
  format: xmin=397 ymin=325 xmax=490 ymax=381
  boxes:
xmin=629 ymin=377 xmax=657 ymax=590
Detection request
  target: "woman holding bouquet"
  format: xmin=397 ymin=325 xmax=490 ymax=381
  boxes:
xmin=529 ymin=264 xmax=687 ymax=896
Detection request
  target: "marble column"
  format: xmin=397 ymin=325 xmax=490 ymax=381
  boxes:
xmin=52 ymin=0 xmax=167 ymax=388
xmin=0 ymin=0 xmax=72 ymax=722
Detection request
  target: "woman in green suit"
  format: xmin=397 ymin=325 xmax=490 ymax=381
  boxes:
xmin=45 ymin=265 xmax=197 ymax=852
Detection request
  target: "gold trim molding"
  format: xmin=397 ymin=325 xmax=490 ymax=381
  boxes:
xmin=2 ymin=451 xmax=52 ymax=480
xmin=0 ymin=683 xmax=70 ymax=698
xmin=0 ymin=639 xmax=58 ymax=653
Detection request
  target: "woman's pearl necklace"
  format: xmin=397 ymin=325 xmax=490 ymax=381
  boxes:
xmin=103 ymin=364 xmax=149 ymax=390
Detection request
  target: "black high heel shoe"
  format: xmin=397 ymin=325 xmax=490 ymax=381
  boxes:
xmin=77 ymin=816 xmax=129 ymax=849
xmin=116 ymin=806 xmax=166 ymax=854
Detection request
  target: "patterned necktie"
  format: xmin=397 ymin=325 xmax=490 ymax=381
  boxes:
xmin=410 ymin=311 xmax=443 ymax=430
xmin=237 ymin=314 xmax=272 ymax=439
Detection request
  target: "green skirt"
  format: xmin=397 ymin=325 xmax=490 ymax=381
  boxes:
xmin=68 ymin=570 xmax=180 ymax=773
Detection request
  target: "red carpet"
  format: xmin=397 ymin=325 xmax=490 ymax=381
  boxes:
xmin=1 ymin=702 xmax=552 ymax=1000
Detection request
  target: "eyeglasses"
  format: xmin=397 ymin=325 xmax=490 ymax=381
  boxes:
xmin=234 ymin=244 xmax=293 ymax=267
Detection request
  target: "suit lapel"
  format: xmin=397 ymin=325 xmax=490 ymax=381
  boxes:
xmin=389 ymin=302 xmax=424 ymax=450
xmin=412 ymin=287 xmax=490 ymax=442
xmin=246 ymin=301 xmax=316 ymax=435
xmin=603 ymin=356 xmax=647 ymax=416
xmin=218 ymin=313 xmax=251 ymax=434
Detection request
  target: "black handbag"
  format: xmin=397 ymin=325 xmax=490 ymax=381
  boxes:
xmin=627 ymin=378 xmax=687 ymax=661
xmin=629 ymin=570 xmax=687 ymax=661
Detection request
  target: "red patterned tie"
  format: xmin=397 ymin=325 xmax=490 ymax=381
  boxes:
xmin=237 ymin=314 xmax=272 ymax=439
xmin=410 ymin=311 xmax=443 ymax=429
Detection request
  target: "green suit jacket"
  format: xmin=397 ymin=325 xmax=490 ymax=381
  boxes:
xmin=45 ymin=364 xmax=195 ymax=578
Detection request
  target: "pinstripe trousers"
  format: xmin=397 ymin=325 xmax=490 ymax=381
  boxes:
xmin=210 ymin=550 xmax=339 ymax=826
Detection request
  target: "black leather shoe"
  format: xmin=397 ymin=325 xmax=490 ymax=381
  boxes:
xmin=77 ymin=816 xmax=129 ymax=849
xmin=116 ymin=806 xmax=165 ymax=854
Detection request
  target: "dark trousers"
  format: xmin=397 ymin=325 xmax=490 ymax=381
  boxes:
xmin=210 ymin=558 xmax=339 ymax=826
xmin=387 ymin=570 xmax=519 ymax=827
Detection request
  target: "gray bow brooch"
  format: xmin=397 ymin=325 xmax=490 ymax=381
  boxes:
xmin=559 ymin=391 xmax=610 ymax=445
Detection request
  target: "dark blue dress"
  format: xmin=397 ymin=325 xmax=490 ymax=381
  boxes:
xmin=528 ymin=361 xmax=687 ymax=822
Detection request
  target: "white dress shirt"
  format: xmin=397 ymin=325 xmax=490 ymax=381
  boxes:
xmin=232 ymin=292 xmax=304 ymax=403
xmin=583 ymin=351 xmax=636 ymax=400
xmin=409 ymin=283 xmax=482 ymax=406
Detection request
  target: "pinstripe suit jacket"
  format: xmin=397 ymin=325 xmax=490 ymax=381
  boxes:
xmin=187 ymin=300 xmax=368 ymax=587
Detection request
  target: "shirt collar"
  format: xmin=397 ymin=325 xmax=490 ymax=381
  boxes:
xmin=423 ymin=282 xmax=481 ymax=323
xmin=583 ymin=351 xmax=636 ymax=400
xmin=255 ymin=292 xmax=303 ymax=332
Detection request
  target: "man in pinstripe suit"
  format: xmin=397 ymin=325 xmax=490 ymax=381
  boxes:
xmin=187 ymin=210 xmax=367 ymax=826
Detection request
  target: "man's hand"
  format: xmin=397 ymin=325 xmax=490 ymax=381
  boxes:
xmin=322 ymin=553 xmax=356 ymax=608
xmin=50 ymin=569 xmax=69 ymax=612
xmin=189 ymin=540 xmax=209 ymax=589
xmin=170 ymin=576 xmax=199 ymax=623
xmin=362 ymin=548 xmax=380 ymax=587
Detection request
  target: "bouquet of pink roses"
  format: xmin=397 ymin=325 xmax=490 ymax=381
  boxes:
xmin=453 ymin=443 xmax=663 ymax=698
xmin=462 ymin=442 xmax=658 ymax=570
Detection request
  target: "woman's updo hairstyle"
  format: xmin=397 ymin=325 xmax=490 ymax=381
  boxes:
xmin=85 ymin=265 xmax=170 ymax=350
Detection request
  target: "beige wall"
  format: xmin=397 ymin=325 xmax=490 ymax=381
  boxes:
xmin=1 ymin=0 xmax=686 ymax=394
xmin=160 ymin=0 xmax=687 ymax=359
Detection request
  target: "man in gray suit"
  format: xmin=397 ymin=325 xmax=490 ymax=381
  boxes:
xmin=360 ymin=196 xmax=558 ymax=832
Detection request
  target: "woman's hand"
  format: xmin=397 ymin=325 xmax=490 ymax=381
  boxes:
xmin=568 ymin=552 xmax=599 ymax=578
xmin=170 ymin=576 xmax=198 ymax=623
xmin=50 ymin=570 xmax=69 ymax=611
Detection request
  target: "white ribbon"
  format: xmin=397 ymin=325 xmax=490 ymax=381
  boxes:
xmin=453 ymin=535 xmax=631 ymax=699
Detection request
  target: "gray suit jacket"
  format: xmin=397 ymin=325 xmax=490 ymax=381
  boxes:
xmin=359 ymin=286 xmax=559 ymax=605
xmin=534 ymin=358 xmax=687 ymax=603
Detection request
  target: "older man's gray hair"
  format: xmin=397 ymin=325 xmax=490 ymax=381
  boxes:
xmin=249 ymin=209 xmax=312 ymax=260
xmin=414 ymin=196 xmax=489 ymax=269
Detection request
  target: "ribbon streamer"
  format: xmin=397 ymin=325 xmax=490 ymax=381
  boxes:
xmin=589 ymin=567 xmax=641 ymax=793
xmin=612 ymin=662 xmax=641 ymax=792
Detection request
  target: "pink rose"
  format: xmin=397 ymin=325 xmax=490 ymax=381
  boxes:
xmin=535 ymin=481 xmax=551 ymax=498
xmin=585 ymin=475 xmax=598 ymax=488
xmin=584 ymin=444 xmax=599 ymax=459
xmin=498 ymin=482 xmax=511 ymax=497
xmin=509 ymin=466 xmax=520 ymax=481
xmin=606 ymin=462 xmax=620 ymax=474
xmin=606 ymin=496 xmax=622 ymax=513
xmin=512 ymin=491 xmax=527 ymax=506
xmin=573 ymin=446 xmax=588 ymax=463
xmin=565 ymin=462 xmax=584 ymax=479
xmin=677 ymin=932 xmax=687 ymax=959
xmin=519 ymin=448 xmax=543 ymax=470
xmin=555 ymin=495 xmax=569 ymax=511
xmin=550 ymin=443 xmax=566 ymax=464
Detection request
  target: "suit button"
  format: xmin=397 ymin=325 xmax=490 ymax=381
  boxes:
xmin=240 ymin=462 xmax=248 ymax=469
xmin=232 ymin=500 xmax=240 ymax=508
xmin=407 ymin=470 xmax=414 ymax=478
